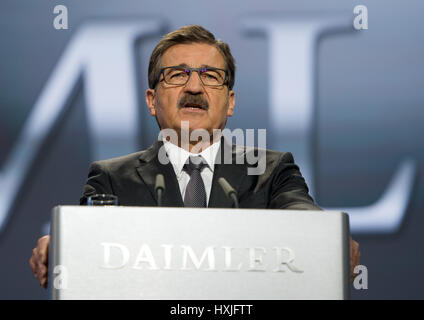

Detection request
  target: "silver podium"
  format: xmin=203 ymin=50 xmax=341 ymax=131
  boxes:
xmin=49 ymin=206 xmax=350 ymax=300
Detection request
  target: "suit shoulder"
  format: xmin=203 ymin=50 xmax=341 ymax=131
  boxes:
xmin=240 ymin=144 xmax=294 ymax=164
xmin=90 ymin=150 xmax=144 ymax=172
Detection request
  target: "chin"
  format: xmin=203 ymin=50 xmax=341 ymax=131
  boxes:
xmin=177 ymin=119 xmax=207 ymax=130
xmin=189 ymin=125 xmax=211 ymax=134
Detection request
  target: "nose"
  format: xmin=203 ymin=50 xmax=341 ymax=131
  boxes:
xmin=183 ymin=70 xmax=204 ymax=94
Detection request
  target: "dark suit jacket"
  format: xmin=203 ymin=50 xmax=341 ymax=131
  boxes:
xmin=80 ymin=138 xmax=321 ymax=210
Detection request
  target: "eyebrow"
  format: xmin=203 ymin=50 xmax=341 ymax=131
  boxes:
xmin=173 ymin=63 xmax=219 ymax=69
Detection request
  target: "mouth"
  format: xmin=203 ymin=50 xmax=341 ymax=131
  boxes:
xmin=181 ymin=103 xmax=208 ymax=111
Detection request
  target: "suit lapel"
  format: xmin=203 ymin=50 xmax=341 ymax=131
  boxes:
xmin=208 ymin=138 xmax=247 ymax=208
xmin=135 ymin=141 xmax=184 ymax=207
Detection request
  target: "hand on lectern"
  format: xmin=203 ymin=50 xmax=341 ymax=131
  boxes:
xmin=350 ymin=237 xmax=360 ymax=282
xmin=29 ymin=235 xmax=50 ymax=288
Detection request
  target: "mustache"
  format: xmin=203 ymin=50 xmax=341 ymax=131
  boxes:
xmin=178 ymin=94 xmax=209 ymax=110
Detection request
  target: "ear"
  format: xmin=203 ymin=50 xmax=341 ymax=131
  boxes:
xmin=226 ymin=90 xmax=235 ymax=117
xmin=145 ymin=89 xmax=156 ymax=116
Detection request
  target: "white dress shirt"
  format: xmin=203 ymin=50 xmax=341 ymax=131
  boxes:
xmin=162 ymin=139 xmax=221 ymax=206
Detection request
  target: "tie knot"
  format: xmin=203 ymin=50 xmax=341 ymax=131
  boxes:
xmin=183 ymin=156 xmax=207 ymax=175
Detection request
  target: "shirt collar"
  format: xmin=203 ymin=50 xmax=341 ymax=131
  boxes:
xmin=162 ymin=138 xmax=221 ymax=178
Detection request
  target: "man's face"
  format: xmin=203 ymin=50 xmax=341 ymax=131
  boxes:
xmin=146 ymin=43 xmax=235 ymax=137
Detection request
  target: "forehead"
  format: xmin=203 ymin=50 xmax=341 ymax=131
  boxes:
xmin=161 ymin=43 xmax=226 ymax=69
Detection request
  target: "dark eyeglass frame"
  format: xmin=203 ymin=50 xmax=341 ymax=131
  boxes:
xmin=156 ymin=66 xmax=229 ymax=88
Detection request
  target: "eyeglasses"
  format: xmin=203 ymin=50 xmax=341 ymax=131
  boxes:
xmin=158 ymin=66 xmax=228 ymax=87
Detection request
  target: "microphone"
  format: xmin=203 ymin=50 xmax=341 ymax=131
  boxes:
xmin=218 ymin=177 xmax=239 ymax=208
xmin=154 ymin=174 xmax=165 ymax=206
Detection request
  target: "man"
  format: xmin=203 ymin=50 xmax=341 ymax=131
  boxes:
xmin=30 ymin=25 xmax=360 ymax=289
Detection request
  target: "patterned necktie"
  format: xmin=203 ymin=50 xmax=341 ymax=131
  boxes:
xmin=183 ymin=156 xmax=207 ymax=207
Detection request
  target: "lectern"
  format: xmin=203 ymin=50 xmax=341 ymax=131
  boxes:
xmin=48 ymin=206 xmax=350 ymax=299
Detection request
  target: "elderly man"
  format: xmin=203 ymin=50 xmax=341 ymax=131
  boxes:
xmin=30 ymin=25 xmax=360 ymax=289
